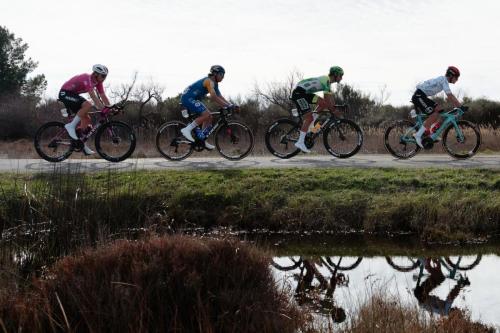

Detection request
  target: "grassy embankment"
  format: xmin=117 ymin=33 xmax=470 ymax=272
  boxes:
xmin=1 ymin=168 xmax=499 ymax=244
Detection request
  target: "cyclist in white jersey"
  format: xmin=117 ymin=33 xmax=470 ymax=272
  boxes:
xmin=290 ymin=66 xmax=344 ymax=153
xmin=412 ymin=66 xmax=462 ymax=148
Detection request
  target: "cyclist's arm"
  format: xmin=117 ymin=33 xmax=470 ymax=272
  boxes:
xmin=88 ymin=89 xmax=105 ymax=109
xmin=204 ymin=79 xmax=230 ymax=107
xmin=446 ymin=93 xmax=461 ymax=108
xmin=100 ymin=91 xmax=111 ymax=107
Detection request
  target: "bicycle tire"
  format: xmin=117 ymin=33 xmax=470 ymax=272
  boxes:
xmin=442 ymin=120 xmax=481 ymax=159
xmin=385 ymin=257 xmax=420 ymax=272
xmin=95 ymin=121 xmax=136 ymax=162
xmin=264 ymin=118 xmax=301 ymax=159
xmin=384 ymin=120 xmax=420 ymax=159
xmin=271 ymin=257 xmax=302 ymax=271
xmin=325 ymin=256 xmax=363 ymax=271
xmin=34 ymin=121 xmax=73 ymax=162
xmin=323 ymin=119 xmax=363 ymax=158
xmin=155 ymin=121 xmax=193 ymax=161
xmin=445 ymin=255 xmax=482 ymax=271
xmin=214 ymin=121 xmax=254 ymax=160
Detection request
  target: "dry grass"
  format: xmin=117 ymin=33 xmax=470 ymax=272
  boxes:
xmin=0 ymin=235 xmax=304 ymax=333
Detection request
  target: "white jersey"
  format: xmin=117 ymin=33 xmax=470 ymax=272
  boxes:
xmin=416 ymin=76 xmax=452 ymax=96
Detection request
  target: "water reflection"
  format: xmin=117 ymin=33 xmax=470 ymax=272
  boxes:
xmin=272 ymin=257 xmax=354 ymax=323
xmin=271 ymin=254 xmax=498 ymax=327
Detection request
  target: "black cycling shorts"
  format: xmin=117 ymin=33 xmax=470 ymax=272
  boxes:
xmin=411 ymin=89 xmax=437 ymax=115
xmin=291 ymin=87 xmax=315 ymax=114
xmin=58 ymin=90 xmax=87 ymax=113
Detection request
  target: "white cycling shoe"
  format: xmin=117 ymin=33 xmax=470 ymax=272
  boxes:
xmin=180 ymin=127 xmax=195 ymax=142
xmin=83 ymin=144 xmax=95 ymax=156
xmin=413 ymin=133 xmax=424 ymax=148
xmin=295 ymin=141 xmax=311 ymax=153
xmin=204 ymin=141 xmax=215 ymax=150
xmin=64 ymin=123 xmax=78 ymax=140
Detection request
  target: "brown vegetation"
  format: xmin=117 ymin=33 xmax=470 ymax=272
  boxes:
xmin=0 ymin=236 xmax=303 ymax=333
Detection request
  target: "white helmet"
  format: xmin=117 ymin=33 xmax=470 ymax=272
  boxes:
xmin=92 ymin=64 xmax=109 ymax=76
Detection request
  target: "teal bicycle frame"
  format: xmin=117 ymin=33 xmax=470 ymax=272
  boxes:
xmin=405 ymin=107 xmax=468 ymax=144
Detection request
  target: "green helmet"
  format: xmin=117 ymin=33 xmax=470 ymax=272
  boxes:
xmin=329 ymin=66 xmax=344 ymax=76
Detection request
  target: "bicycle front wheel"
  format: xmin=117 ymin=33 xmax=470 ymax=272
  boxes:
xmin=323 ymin=119 xmax=363 ymax=158
xmin=155 ymin=121 xmax=193 ymax=161
xmin=95 ymin=121 xmax=136 ymax=162
xmin=384 ymin=120 xmax=420 ymax=159
xmin=214 ymin=121 xmax=254 ymax=160
xmin=34 ymin=121 xmax=73 ymax=162
xmin=442 ymin=120 xmax=481 ymax=159
xmin=264 ymin=118 xmax=301 ymax=159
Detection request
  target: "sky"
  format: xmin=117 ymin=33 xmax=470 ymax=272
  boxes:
xmin=1 ymin=0 xmax=500 ymax=105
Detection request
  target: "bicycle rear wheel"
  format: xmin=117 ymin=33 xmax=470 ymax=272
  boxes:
xmin=386 ymin=256 xmax=420 ymax=272
xmin=445 ymin=255 xmax=482 ymax=270
xmin=34 ymin=121 xmax=73 ymax=162
xmin=323 ymin=119 xmax=363 ymax=158
xmin=442 ymin=120 xmax=481 ymax=159
xmin=95 ymin=121 xmax=136 ymax=162
xmin=264 ymin=118 xmax=301 ymax=159
xmin=155 ymin=121 xmax=193 ymax=161
xmin=384 ymin=120 xmax=420 ymax=159
xmin=325 ymin=256 xmax=363 ymax=271
xmin=214 ymin=121 xmax=254 ymax=160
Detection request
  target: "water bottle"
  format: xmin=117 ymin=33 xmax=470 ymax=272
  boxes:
xmin=311 ymin=122 xmax=322 ymax=133
xmin=194 ymin=127 xmax=205 ymax=140
xmin=409 ymin=109 xmax=417 ymax=118
xmin=202 ymin=125 xmax=212 ymax=137
xmin=60 ymin=108 xmax=68 ymax=118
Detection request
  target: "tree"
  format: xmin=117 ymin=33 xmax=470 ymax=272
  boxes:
xmin=0 ymin=26 xmax=46 ymax=97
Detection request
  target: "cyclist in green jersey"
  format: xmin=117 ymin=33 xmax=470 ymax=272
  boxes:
xmin=291 ymin=66 xmax=344 ymax=153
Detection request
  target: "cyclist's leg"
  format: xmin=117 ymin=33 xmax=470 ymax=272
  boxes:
xmin=180 ymin=97 xmax=207 ymax=142
xmin=412 ymin=90 xmax=437 ymax=147
xmin=59 ymin=90 xmax=88 ymax=140
xmin=291 ymin=88 xmax=314 ymax=152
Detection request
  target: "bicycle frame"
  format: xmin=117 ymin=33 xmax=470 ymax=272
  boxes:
xmin=297 ymin=104 xmax=347 ymax=141
xmin=404 ymin=107 xmax=467 ymax=144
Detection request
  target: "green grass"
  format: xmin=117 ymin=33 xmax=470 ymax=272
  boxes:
xmin=1 ymin=168 xmax=499 ymax=245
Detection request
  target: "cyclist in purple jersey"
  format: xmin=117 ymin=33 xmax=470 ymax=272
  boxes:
xmin=412 ymin=66 xmax=462 ymax=148
xmin=180 ymin=65 xmax=236 ymax=150
xmin=60 ymin=64 xmax=111 ymax=155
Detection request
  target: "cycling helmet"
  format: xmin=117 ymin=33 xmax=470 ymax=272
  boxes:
xmin=209 ymin=65 xmax=225 ymax=75
xmin=92 ymin=64 xmax=109 ymax=76
xmin=446 ymin=66 xmax=460 ymax=77
xmin=329 ymin=66 xmax=344 ymax=77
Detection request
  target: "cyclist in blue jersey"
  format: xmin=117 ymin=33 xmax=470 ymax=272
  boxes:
xmin=412 ymin=66 xmax=462 ymax=148
xmin=180 ymin=65 xmax=235 ymax=150
xmin=291 ymin=66 xmax=344 ymax=153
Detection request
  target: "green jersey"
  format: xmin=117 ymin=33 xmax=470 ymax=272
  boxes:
xmin=297 ymin=76 xmax=331 ymax=94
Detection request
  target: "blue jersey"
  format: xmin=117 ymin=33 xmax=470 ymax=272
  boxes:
xmin=181 ymin=77 xmax=221 ymax=101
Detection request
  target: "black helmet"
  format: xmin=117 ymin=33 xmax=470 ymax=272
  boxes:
xmin=209 ymin=65 xmax=225 ymax=75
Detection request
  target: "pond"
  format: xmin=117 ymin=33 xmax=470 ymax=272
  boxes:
xmin=263 ymin=234 xmax=500 ymax=330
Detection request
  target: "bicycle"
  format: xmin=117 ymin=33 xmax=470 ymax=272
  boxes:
xmin=265 ymin=104 xmax=363 ymax=159
xmin=386 ymin=255 xmax=482 ymax=273
xmin=155 ymin=105 xmax=254 ymax=161
xmin=34 ymin=103 xmax=136 ymax=162
xmin=384 ymin=106 xmax=481 ymax=159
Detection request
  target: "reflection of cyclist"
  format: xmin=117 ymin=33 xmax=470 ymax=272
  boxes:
xmin=180 ymin=65 xmax=235 ymax=150
xmin=294 ymin=258 xmax=347 ymax=323
xmin=412 ymin=66 xmax=462 ymax=148
xmin=413 ymin=258 xmax=470 ymax=316
xmin=61 ymin=64 xmax=111 ymax=155
xmin=290 ymin=66 xmax=344 ymax=153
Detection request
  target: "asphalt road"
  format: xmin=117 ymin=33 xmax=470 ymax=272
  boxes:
xmin=0 ymin=154 xmax=499 ymax=173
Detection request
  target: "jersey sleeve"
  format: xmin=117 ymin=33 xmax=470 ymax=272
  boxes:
xmin=95 ymin=81 xmax=105 ymax=94
xmin=319 ymin=76 xmax=332 ymax=93
xmin=441 ymin=77 xmax=452 ymax=94
xmin=203 ymin=78 xmax=217 ymax=96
